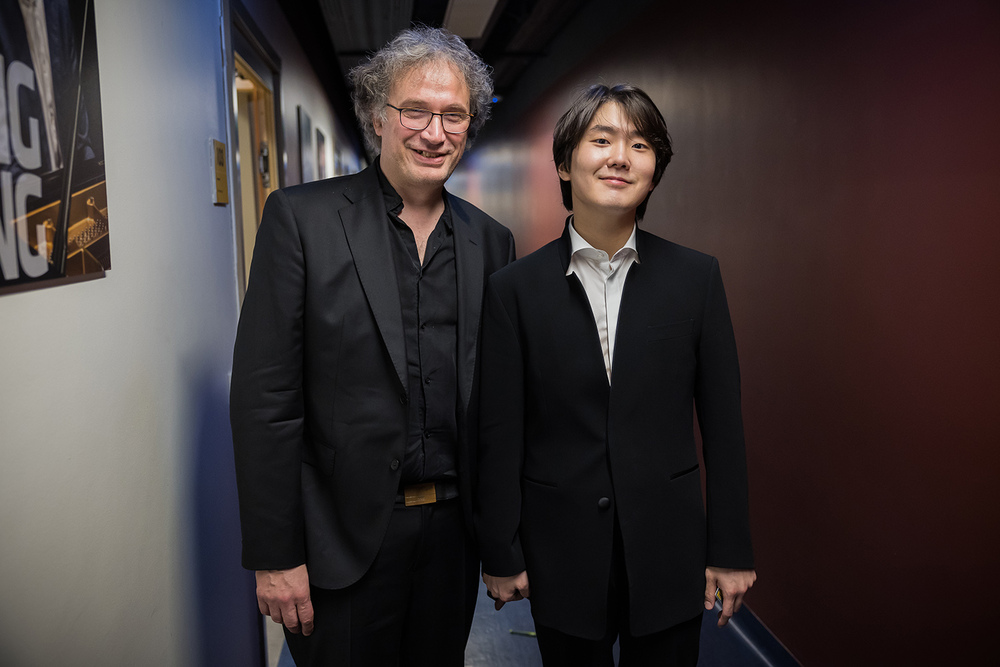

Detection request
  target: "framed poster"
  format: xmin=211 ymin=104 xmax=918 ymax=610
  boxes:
xmin=297 ymin=106 xmax=313 ymax=183
xmin=1 ymin=0 xmax=109 ymax=294
xmin=316 ymin=127 xmax=326 ymax=180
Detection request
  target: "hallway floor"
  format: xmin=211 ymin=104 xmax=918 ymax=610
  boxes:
xmin=465 ymin=578 xmax=800 ymax=667
xmin=272 ymin=578 xmax=800 ymax=666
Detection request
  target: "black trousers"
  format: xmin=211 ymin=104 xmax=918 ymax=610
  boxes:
xmin=533 ymin=517 xmax=702 ymax=667
xmin=284 ymin=498 xmax=478 ymax=666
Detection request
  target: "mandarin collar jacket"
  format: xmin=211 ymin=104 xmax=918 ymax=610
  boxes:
xmin=475 ymin=223 xmax=752 ymax=638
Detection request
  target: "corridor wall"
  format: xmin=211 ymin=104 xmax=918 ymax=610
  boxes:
xmin=0 ymin=0 xmax=360 ymax=663
xmin=453 ymin=0 xmax=1000 ymax=664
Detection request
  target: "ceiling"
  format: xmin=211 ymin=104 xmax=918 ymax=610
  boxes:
xmin=277 ymin=0 xmax=584 ymax=152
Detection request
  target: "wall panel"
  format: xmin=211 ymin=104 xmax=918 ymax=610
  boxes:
xmin=455 ymin=1 xmax=1000 ymax=663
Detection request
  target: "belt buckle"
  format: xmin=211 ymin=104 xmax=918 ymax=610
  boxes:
xmin=404 ymin=482 xmax=437 ymax=507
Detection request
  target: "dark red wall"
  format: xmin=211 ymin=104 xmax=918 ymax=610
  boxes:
xmin=457 ymin=1 xmax=1000 ymax=663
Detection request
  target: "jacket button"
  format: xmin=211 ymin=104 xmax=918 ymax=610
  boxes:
xmin=597 ymin=497 xmax=611 ymax=511
xmin=390 ymin=459 xmax=399 ymax=471
xmin=399 ymin=394 xmax=407 ymax=405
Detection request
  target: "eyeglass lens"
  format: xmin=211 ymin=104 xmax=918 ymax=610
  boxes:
xmin=395 ymin=107 xmax=471 ymax=133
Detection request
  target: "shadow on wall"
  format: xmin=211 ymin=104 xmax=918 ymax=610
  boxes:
xmin=187 ymin=369 xmax=262 ymax=666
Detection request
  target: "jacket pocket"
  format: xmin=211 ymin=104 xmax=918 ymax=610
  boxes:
xmin=669 ymin=463 xmax=700 ymax=480
xmin=523 ymin=475 xmax=559 ymax=489
xmin=302 ymin=442 xmax=336 ymax=477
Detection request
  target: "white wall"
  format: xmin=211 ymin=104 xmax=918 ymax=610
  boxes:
xmin=241 ymin=0 xmax=364 ymax=183
xmin=0 ymin=0 xmax=360 ymax=663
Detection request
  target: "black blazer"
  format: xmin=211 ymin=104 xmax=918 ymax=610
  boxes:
xmin=231 ymin=164 xmax=514 ymax=589
xmin=475 ymin=225 xmax=753 ymax=638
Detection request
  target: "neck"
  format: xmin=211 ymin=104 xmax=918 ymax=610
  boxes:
xmin=572 ymin=210 xmax=635 ymax=256
xmin=400 ymin=188 xmax=445 ymax=219
xmin=385 ymin=175 xmax=445 ymax=221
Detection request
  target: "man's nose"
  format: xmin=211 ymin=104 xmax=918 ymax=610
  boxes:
xmin=608 ymin=142 xmax=630 ymax=168
xmin=422 ymin=114 xmax=446 ymax=142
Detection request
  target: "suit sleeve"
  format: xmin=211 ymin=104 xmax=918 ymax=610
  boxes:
xmin=475 ymin=277 xmax=527 ymax=576
xmin=230 ymin=189 xmax=308 ymax=571
xmin=695 ymin=257 xmax=755 ymax=569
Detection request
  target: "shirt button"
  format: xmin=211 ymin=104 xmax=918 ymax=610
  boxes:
xmin=597 ymin=497 xmax=611 ymax=511
xmin=424 ymin=377 xmax=431 ymax=385
xmin=390 ymin=459 xmax=400 ymax=471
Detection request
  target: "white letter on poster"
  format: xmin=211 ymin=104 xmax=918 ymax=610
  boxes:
xmin=16 ymin=172 xmax=46 ymax=278
xmin=8 ymin=59 xmax=41 ymax=171
xmin=1 ymin=55 xmax=9 ymax=166
xmin=0 ymin=170 xmax=18 ymax=279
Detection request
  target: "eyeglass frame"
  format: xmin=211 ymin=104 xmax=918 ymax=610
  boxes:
xmin=385 ymin=103 xmax=475 ymax=134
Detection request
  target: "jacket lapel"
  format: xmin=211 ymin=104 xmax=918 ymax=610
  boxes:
xmin=610 ymin=229 xmax=653 ymax=381
xmin=339 ymin=168 xmax=408 ymax=393
xmin=450 ymin=194 xmax=484 ymax=412
xmin=558 ymin=223 xmax=612 ymax=389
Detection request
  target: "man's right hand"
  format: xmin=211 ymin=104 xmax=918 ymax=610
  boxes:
xmin=483 ymin=570 xmax=530 ymax=611
xmin=255 ymin=564 xmax=314 ymax=635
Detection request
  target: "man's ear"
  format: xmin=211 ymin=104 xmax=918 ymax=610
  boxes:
xmin=373 ymin=116 xmax=384 ymax=137
xmin=557 ymin=162 xmax=571 ymax=182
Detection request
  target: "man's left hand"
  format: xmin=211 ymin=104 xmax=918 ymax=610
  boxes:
xmin=483 ymin=570 xmax=530 ymax=611
xmin=704 ymin=566 xmax=756 ymax=627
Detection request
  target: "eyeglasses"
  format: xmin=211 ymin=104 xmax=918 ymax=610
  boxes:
xmin=386 ymin=104 xmax=474 ymax=134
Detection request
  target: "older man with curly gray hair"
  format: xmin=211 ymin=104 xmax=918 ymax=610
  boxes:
xmin=350 ymin=25 xmax=494 ymax=155
xmin=231 ymin=24 xmax=514 ymax=667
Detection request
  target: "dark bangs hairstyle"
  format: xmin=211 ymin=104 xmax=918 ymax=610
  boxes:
xmin=552 ymin=84 xmax=673 ymax=221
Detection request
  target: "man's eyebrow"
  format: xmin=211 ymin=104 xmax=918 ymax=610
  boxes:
xmin=587 ymin=123 xmax=647 ymax=141
xmin=398 ymin=100 xmax=470 ymax=112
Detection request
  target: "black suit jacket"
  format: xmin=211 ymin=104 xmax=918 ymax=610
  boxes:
xmin=231 ymin=164 xmax=514 ymax=589
xmin=476 ymin=225 xmax=753 ymax=638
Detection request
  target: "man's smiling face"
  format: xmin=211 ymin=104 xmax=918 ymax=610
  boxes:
xmin=375 ymin=60 xmax=471 ymax=196
xmin=558 ymin=101 xmax=656 ymax=220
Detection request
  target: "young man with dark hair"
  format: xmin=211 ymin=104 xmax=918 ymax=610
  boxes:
xmin=476 ymin=83 xmax=755 ymax=666
xmin=231 ymin=26 xmax=514 ymax=666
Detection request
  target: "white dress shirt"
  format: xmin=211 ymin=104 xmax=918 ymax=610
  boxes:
xmin=566 ymin=220 xmax=640 ymax=384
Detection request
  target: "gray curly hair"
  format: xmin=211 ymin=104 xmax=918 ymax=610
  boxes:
xmin=348 ymin=25 xmax=494 ymax=155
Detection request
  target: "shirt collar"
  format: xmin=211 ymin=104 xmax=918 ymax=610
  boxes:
xmin=374 ymin=156 xmax=404 ymax=216
xmin=566 ymin=218 xmax=640 ymax=275
xmin=374 ymin=156 xmax=453 ymax=231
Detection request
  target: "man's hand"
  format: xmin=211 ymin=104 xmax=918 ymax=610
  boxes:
xmin=704 ymin=566 xmax=756 ymax=627
xmin=483 ymin=570 xmax=530 ymax=611
xmin=256 ymin=564 xmax=314 ymax=635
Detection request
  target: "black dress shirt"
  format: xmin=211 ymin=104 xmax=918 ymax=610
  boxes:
xmin=376 ymin=160 xmax=459 ymax=484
